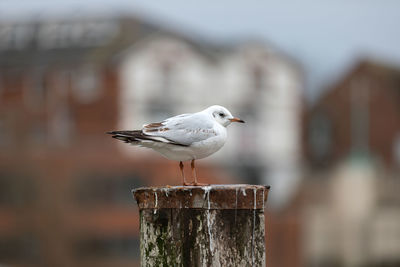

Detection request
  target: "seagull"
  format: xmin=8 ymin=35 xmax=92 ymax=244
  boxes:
xmin=107 ymin=105 xmax=244 ymax=185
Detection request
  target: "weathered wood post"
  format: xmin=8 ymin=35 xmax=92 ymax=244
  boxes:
xmin=133 ymin=184 xmax=270 ymax=266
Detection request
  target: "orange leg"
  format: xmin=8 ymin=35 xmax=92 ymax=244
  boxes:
xmin=191 ymin=159 xmax=208 ymax=186
xmin=191 ymin=159 xmax=197 ymax=184
xmin=180 ymin=161 xmax=189 ymax=186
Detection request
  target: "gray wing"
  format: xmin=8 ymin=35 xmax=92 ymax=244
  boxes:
xmin=142 ymin=113 xmax=217 ymax=146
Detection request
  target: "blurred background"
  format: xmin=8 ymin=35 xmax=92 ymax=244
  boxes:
xmin=0 ymin=1 xmax=400 ymax=266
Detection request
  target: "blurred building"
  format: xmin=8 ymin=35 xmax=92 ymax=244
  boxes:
xmin=0 ymin=16 xmax=303 ymax=266
xmin=0 ymin=17 xmax=154 ymax=267
xmin=301 ymin=60 xmax=400 ymax=267
xmin=300 ymin=160 xmax=400 ymax=267
xmin=118 ymin=33 xmax=304 ymax=207
xmin=304 ymin=60 xmax=400 ymax=170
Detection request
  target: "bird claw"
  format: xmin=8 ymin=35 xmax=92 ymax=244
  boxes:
xmin=183 ymin=182 xmax=209 ymax=186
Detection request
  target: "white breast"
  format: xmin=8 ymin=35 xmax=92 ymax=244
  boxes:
xmin=150 ymin=123 xmax=227 ymax=161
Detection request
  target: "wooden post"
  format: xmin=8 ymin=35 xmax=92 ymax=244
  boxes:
xmin=133 ymin=184 xmax=270 ymax=266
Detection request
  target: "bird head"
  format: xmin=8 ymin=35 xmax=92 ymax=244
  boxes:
xmin=206 ymin=105 xmax=245 ymax=127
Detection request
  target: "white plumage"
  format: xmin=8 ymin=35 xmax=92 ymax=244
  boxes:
xmin=108 ymin=105 xmax=244 ymax=185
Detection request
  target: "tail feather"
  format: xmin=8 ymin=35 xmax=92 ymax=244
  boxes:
xmin=107 ymin=130 xmax=146 ymax=144
xmin=107 ymin=130 xmax=188 ymax=147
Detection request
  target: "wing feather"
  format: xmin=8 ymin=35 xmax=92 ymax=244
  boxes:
xmin=142 ymin=113 xmax=217 ymax=146
xmin=107 ymin=130 xmax=188 ymax=146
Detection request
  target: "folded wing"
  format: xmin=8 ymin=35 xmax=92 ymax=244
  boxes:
xmin=142 ymin=113 xmax=217 ymax=146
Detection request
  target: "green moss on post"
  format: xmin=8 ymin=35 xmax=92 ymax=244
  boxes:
xmin=134 ymin=184 xmax=270 ymax=267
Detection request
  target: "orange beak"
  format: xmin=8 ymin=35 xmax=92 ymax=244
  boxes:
xmin=229 ymin=117 xmax=245 ymax=123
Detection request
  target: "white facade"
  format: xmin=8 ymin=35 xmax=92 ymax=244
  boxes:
xmin=303 ymin=161 xmax=400 ymax=266
xmin=119 ymin=35 xmax=303 ymax=205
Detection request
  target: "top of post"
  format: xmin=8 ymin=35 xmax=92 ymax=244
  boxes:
xmin=133 ymin=184 xmax=270 ymax=210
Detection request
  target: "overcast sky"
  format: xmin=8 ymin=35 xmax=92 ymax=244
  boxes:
xmin=1 ymin=0 xmax=400 ymax=102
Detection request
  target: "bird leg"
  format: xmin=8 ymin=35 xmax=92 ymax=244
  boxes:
xmin=191 ymin=159 xmax=197 ymax=184
xmin=190 ymin=159 xmax=208 ymax=186
xmin=180 ymin=161 xmax=189 ymax=186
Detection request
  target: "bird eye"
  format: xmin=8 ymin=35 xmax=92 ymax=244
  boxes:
xmin=219 ymin=112 xmax=225 ymax=117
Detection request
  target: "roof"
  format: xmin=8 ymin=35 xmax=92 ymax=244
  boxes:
xmin=313 ymin=59 xmax=400 ymax=109
xmin=0 ymin=15 xmax=302 ymax=71
xmin=0 ymin=16 xmax=160 ymax=68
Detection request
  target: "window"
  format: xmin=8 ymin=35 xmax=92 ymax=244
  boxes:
xmin=146 ymin=101 xmax=174 ymax=123
xmin=394 ymin=134 xmax=400 ymax=167
xmin=25 ymin=69 xmax=49 ymax=108
xmin=244 ymin=63 xmax=266 ymax=115
xmin=237 ymin=117 xmax=258 ymax=160
xmin=0 ymin=112 xmax=17 ymax=147
xmin=73 ymin=66 xmax=102 ymax=104
xmin=309 ymin=113 xmax=333 ymax=163
xmin=0 ymin=172 xmax=36 ymax=207
xmin=0 ymin=235 xmax=39 ymax=262
xmin=160 ymin=61 xmax=173 ymax=94
xmin=29 ymin=121 xmax=47 ymax=145
xmin=0 ymin=117 xmax=8 ymax=147
xmin=49 ymin=105 xmax=73 ymax=146
xmin=33 ymin=71 xmax=48 ymax=104
xmin=48 ymin=71 xmax=74 ymax=146
xmin=75 ymin=235 xmax=139 ymax=260
xmin=251 ymin=64 xmax=265 ymax=91
xmin=75 ymin=173 xmax=145 ymax=206
xmin=141 ymin=59 xmax=177 ymax=123
xmin=2 ymin=68 xmax=23 ymax=93
xmin=0 ymin=72 xmax=3 ymax=99
xmin=236 ymin=164 xmax=263 ymax=185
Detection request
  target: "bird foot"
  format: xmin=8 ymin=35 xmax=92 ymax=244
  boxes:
xmin=185 ymin=182 xmax=209 ymax=186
